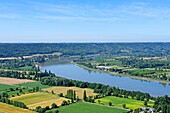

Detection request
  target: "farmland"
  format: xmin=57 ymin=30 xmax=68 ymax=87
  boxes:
xmin=0 ymin=102 xmax=34 ymax=113
xmin=43 ymin=86 xmax=97 ymax=99
xmin=0 ymin=77 xmax=35 ymax=85
xmin=46 ymin=102 xmax=127 ymax=113
xmin=1 ymin=43 xmax=170 ymax=112
xmin=95 ymin=96 xmax=154 ymax=109
xmin=10 ymin=92 xmax=69 ymax=109
xmin=19 ymin=81 xmax=51 ymax=89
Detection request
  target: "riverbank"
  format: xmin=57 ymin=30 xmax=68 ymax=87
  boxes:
xmin=73 ymin=62 xmax=170 ymax=85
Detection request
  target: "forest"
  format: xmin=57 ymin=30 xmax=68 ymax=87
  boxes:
xmin=1 ymin=43 xmax=170 ymax=57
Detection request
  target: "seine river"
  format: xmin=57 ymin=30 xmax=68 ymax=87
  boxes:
xmin=41 ymin=63 xmax=170 ymax=97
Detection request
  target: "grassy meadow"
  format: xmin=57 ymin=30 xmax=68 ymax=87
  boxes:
xmin=95 ymin=96 xmax=154 ymax=109
xmin=19 ymin=81 xmax=51 ymax=89
xmin=46 ymin=102 xmax=127 ymax=113
xmin=0 ymin=83 xmax=17 ymax=91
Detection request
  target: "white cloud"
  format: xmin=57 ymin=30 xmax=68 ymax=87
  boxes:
xmin=0 ymin=1 xmax=170 ymax=21
xmin=120 ymin=1 xmax=170 ymax=19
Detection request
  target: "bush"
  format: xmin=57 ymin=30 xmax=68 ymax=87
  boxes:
xmin=39 ymin=108 xmax=46 ymax=113
xmin=122 ymin=104 xmax=126 ymax=108
xmin=45 ymin=106 xmax=50 ymax=110
xmin=51 ymin=103 xmax=58 ymax=109
xmin=109 ymin=102 xmax=112 ymax=106
xmin=53 ymin=109 xmax=59 ymax=113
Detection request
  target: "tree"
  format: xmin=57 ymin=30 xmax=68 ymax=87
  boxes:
xmin=61 ymin=100 xmax=68 ymax=106
xmin=98 ymin=100 xmax=101 ymax=104
xmin=39 ymin=108 xmax=46 ymax=113
xmin=83 ymin=90 xmax=87 ymax=101
xmin=144 ymin=100 xmax=147 ymax=106
xmin=52 ymin=90 xmax=55 ymax=94
xmin=36 ymin=86 xmax=40 ymax=91
xmin=109 ymin=102 xmax=112 ymax=106
xmin=66 ymin=89 xmax=74 ymax=99
xmin=45 ymin=106 xmax=50 ymax=110
xmin=73 ymin=90 xmax=76 ymax=100
xmin=19 ymin=89 xmax=22 ymax=93
xmin=51 ymin=103 xmax=58 ymax=109
xmin=122 ymin=104 xmax=126 ymax=108
xmin=35 ymin=106 xmax=41 ymax=112
xmin=1 ymin=92 xmax=8 ymax=98
xmin=53 ymin=109 xmax=59 ymax=113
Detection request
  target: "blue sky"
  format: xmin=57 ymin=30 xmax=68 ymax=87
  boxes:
xmin=0 ymin=0 xmax=170 ymax=42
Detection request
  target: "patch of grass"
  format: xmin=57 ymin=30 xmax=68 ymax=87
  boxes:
xmin=95 ymin=96 xmax=154 ymax=109
xmin=0 ymin=102 xmax=34 ymax=113
xmin=20 ymin=82 xmax=51 ymax=89
xmin=46 ymin=102 xmax=127 ymax=113
xmin=16 ymin=66 xmax=36 ymax=71
xmin=7 ymin=88 xmax=30 ymax=96
xmin=0 ymin=83 xmax=17 ymax=91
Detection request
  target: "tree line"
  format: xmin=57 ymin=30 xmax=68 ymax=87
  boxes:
xmin=1 ymin=43 xmax=170 ymax=57
xmin=0 ymin=93 xmax=27 ymax=109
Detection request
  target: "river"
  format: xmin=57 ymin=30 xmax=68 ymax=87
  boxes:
xmin=41 ymin=63 xmax=170 ymax=97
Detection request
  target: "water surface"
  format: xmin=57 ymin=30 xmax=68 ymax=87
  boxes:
xmin=41 ymin=64 xmax=170 ymax=97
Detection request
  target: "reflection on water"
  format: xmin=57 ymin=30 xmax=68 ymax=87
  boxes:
xmin=41 ymin=63 xmax=170 ymax=97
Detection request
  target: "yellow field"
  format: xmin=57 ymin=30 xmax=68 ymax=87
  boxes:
xmin=0 ymin=77 xmax=35 ymax=85
xmin=10 ymin=92 xmax=69 ymax=109
xmin=28 ymin=97 xmax=68 ymax=109
xmin=43 ymin=86 xmax=97 ymax=99
xmin=0 ymin=102 xmax=34 ymax=113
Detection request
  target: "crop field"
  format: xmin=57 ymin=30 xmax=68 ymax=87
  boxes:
xmin=46 ymin=102 xmax=127 ymax=113
xmin=19 ymin=82 xmax=51 ymax=89
xmin=43 ymin=86 xmax=97 ymax=99
xmin=0 ymin=83 xmax=17 ymax=91
xmin=0 ymin=77 xmax=35 ymax=85
xmin=28 ymin=97 xmax=68 ymax=109
xmin=10 ymin=92 xmax=69 ymax=109
xmin=0 ymin=102 xmax=34 ymax=113
xmin=95 ymin=96 xmax=154 ymax=109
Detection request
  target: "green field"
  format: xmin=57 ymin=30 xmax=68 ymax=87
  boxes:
xmin=16 ymin=66 xmax=36 ymax=71
xmin=95 ymin=96 xmax=154 ymax=109
xmin=19 ymin=82 xmax=51 ymax=89
xmin=7 ymin=88 xmax=30 ymax=96
xmin=0 ymin=83 xmax=17 ymax=91
xmin=46 ymin=102 xmax=127 ymax=113
xmin=10 ymin=92 xmax=59 ymax=105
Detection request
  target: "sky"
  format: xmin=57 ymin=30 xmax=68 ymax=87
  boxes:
xmin=0 ymin=0 xmax=170 ymax=42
